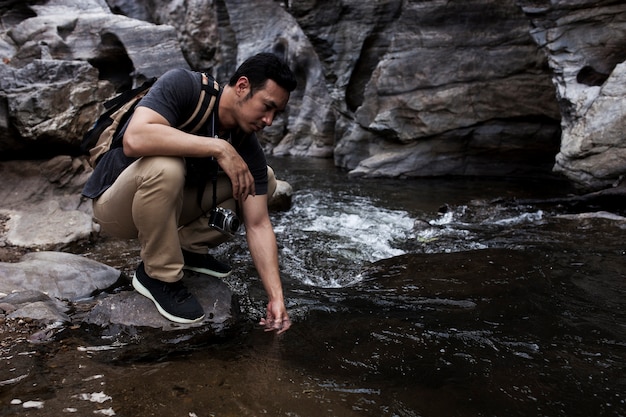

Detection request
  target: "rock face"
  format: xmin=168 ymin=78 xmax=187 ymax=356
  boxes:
xmin=0 ymin=0 xmax=191 ymax=157
xmin=0 ymin=157 xmax=95 ymax=250
xmin=2 ymin=0 xmax=624 ymax=191
xmin=330 ymin=0 xmax=561 ymax=179
xmin=518 ymin=0 xmax=626 ymax=190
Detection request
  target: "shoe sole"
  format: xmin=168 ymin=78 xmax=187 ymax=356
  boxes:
xmin=183 ymin=265 xmax=232 ymax=278
xmin=132 ymin=274 xmax=205 ymax=324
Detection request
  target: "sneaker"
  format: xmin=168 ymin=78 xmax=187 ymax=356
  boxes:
xmin=182 ymin=250 xmax=232 ymax=278
xmin=132 ymin=262 xmax=204 ymax=324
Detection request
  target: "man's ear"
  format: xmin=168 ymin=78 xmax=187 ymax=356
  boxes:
xmin=235 ymin=76 xmax=250 ymax=96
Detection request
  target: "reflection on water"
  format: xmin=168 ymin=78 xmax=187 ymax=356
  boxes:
xmin=2 ymin=156 xmax=626 ymax=417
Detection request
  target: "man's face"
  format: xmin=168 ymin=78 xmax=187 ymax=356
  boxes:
xmin=235 ymin=78 xmax=290 ymax=134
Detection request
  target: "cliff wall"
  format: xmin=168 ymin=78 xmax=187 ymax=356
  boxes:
xmin=1 ymin=0 xmax=625 ymax=190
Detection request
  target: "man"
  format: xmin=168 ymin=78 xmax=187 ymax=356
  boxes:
xmin=82 ymin=53 xmax=297 ymax=333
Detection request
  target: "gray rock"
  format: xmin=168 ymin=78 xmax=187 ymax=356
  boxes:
xmin=0 ymin=251 xmax=121 ymax=301
xmin=268 ymin=179 xmax=293 ymax=212
xmin=8 ymin=300 xmax=70 ymax=324
xmin=3 ymin=200 xmax=94 ymax=248
xmin=0 ymin=0 xmax=190 ymax=152
xmin=554 ymin=61 xmax=626 ymax=189
xmin=519 ymin=0 xmax=626 ymax=190
xmin=84 ymin=272 xmax=236 ymax=332
xmin=0 ymin=157 xmax=95 ymax=250
xmin=1 ymin=289 xmax=70 ymax=324
xmin=333 ymin=0 xmax=560 ymax=179
xmin=0 ymin=252 xmax=238 ymax=336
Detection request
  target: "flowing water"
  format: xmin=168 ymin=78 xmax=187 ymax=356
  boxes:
xmin=2 ymin=156 xmax=626 ymax=417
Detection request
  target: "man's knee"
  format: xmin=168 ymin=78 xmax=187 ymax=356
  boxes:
xmin=137 ymin=156 xmax=186 ymax=189
xmin=267 ymin=166 xmax=277 ymax=199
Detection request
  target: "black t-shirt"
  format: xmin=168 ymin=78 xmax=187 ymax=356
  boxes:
xmin=82 ymin=68 xmax=268 ymax=199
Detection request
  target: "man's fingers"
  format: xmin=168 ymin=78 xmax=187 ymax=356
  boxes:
xmin=259 ymin=317 xmax=291 ymax=334
xmin=277 ymin=318 xmax=291 ymax=334
xmin=232 ymin=172 xmax=255 ymax=200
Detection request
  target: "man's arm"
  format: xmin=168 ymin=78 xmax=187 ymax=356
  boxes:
xmin=241 ymin=193 xmax=291 ymax=333
xmin=123 ymin=106 xmax=255 ymax=199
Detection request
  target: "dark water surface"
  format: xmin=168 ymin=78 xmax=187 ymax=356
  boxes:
xmin=2 ymin=156 xmax=625 ymax=416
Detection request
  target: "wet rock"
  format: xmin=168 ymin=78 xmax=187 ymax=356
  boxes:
xmin=0 ymin=251 xmax=121 ymax=301
xmin=84 ymin=272 xmax=236 ymax=333
xmin=0 ymin=250 xmax=238 ymax=344
xmin=8 ymin=300 xmax=70 ymax=324
xmin=1 ymin=290 xmax=70 ymax=326
xmin=268 ymin=179 xmax=293 ymax=212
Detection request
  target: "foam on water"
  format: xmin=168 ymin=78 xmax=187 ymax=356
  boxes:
xmin=269 ymin=176 xmax=553 ymax=288
xmin=273 ymin=192 xmax=415 ymax=287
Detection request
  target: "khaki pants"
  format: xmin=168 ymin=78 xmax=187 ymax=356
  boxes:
xmin=92 ymin=156 xmax=276 ymax=282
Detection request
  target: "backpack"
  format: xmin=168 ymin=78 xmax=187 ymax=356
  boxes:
xmin=80 ymin=72 xmax=220 ymax=168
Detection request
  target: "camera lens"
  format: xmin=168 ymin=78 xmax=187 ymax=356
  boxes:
xmin=228 ymin=217 xmax=240 ymax=232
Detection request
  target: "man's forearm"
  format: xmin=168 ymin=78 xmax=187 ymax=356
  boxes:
xmin=246 ymin=222 xmax=284 ymax=302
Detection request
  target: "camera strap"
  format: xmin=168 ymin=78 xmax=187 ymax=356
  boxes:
xmin=207 ymin=113 xmax=239 ymax=215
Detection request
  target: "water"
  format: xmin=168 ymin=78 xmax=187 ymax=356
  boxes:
xmin=272 ymin=189 xmax=415 ymax=287
xmin=2 ymin=156 xmax=626 ymax=417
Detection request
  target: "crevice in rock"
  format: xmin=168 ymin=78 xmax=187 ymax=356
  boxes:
xmin=0 ymin=1 xmax=38 ymax=27
xmin=214 ymin=0 xmax=237 ymax=82
xmin=345 ymin=0 xmax=402 ymax=112
xmin=105 ymin=0 xmax=152 ymax=23
xmin=87 ymin=32 xmax=134 ymax=92
xmin=577 ymin=65 xmax=609 ymax=86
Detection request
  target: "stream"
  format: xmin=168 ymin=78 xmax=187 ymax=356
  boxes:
xmin=1 ymin=156 xmax=625 ymax=417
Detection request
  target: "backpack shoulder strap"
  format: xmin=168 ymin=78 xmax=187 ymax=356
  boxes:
xmin=80 ymin=77 xmax=157 ymax=157
xmin=177 ymin=72 xmax=220 ymax=133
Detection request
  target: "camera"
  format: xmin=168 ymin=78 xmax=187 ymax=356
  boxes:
xmin=209 ymin=206 xmax=240 ymax=237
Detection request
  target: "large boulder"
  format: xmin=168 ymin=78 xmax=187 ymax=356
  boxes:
xmin=0 ymin=0 xmax=190 ymax=155
xmin=331 ymin=0 xmax=561 ymax=179
xmin=0 ymin=157 xmax=95 ymax=250
xmin=519 ymin=0 xmax=626 ymax=190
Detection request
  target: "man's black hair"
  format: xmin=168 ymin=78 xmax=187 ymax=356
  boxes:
xmin=229 ymin=52 xmax=297 ymax=94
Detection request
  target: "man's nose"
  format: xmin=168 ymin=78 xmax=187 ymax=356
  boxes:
xmin=263 ymin=112 xmax=274 ymax=127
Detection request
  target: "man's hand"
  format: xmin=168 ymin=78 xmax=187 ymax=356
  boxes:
xmin=259 ymin=299 xmax=291 ymax=334
xmin=215 ymin=140 xmax=255 ymax=200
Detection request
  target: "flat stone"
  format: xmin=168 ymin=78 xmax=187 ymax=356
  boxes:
xmin=84 ymin=272 xmax=236 ymax=333
xmin=8 ymin=301 xmax=70 ymax=324
xmin=3 ymin=201 xmax=94 ymax=248
xmin=0 ymin=251 xmax=121 ymax=301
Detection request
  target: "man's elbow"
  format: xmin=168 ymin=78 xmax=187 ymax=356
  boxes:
xmin=122 ymin=131 xmax=143 ymax=157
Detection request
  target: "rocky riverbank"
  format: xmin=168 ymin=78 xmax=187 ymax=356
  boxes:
xmin=0 ymin=157 xmax=293 ymax=349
